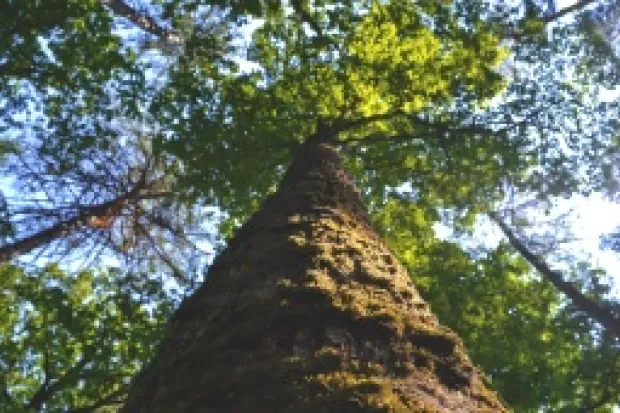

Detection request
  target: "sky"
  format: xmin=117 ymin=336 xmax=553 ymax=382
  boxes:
xmin=545 ymin=0 xmax=620 ymax=292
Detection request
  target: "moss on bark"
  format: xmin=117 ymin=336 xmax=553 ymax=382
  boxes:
xmin=121 ymin=141 xmax=508 ymax=412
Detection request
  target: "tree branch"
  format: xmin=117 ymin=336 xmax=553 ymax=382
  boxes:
xmin=0 ymin=176 xmax=153 ymax=262
xmin=489 ymin=211 xmax=620 ymax=339
xmin=26 ymin=355 xmax=91 ymax=411
xmin=68 ymin=387 xmax=126 ymax=413
xmin=543 ymin=0 xmax=598 ymax=24
xmin=504 ymin=0 xmax=598 ymax=40
xmin=335 ymin=112 xmax=405 ymax=133
xmin=99 ymin=0 xmax=181 ymax=43
xmin=1 ymin=378 xmax=15 ymax=409
xmin=134 ymin=222 xmax=188 ymax=283
xmin=290 ymin=0 xmax=325 ymax=39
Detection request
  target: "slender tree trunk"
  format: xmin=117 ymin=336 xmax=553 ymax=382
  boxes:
xmin=122 ymin=134 xmax=507 ymax=412
xmin=489 ymin=211 xmax=620 ymax=339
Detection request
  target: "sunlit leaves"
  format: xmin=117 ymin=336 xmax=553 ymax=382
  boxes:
xmin=154 ymin=0 xmax=509 ymax=230
xmin=345 ymin=2 xmax=506 ymax=115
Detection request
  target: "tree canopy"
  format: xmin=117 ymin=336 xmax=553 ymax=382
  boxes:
xmin=1 ymin=0 xmax=619 ymax=411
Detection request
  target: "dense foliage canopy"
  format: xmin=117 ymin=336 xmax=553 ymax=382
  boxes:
xmin=0 ymin=0 xmax=619 ymax=411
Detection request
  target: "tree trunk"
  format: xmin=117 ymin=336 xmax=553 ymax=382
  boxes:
xmin=121 ymin=136 xmax=507 ymax=412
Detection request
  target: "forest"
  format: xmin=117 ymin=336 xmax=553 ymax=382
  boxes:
xmin=0 ymin=0 xmax=619 ymax=411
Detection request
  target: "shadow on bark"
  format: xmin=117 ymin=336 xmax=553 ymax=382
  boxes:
xmin=121 ymin=140 xmax=507 ymax=412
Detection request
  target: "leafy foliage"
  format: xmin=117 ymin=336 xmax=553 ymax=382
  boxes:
xmin=373 ymin=197 xmax=620 ymax=410
xmin=1 ymin=0 xmax=619 ymax=411
xmin=0 ymin=264 xmax=175 ymax=412
xmin=154 ymin=0 xmax=509 ymax=221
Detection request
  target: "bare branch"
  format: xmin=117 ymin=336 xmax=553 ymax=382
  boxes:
xmin=335 ymin=111 xmax=500 ymax=146
xmin=100 ymin=0 xmax=181 ymax=44
xmin=0 ymin=176 xmax=152 ymax=262
xmin=504 ymin=0 xmax=598 ymax=40
xmin=543 ymin=0 xmax=598 ymax=24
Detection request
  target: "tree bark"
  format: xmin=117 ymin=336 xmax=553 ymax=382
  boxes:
xmin=121 ymin=135 xmax=507 ymax=412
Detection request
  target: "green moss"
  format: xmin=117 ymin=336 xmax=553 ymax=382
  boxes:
xmin=122 ymin=143 xmax=507 ymax=412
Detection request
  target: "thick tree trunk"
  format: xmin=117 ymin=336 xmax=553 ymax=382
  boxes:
xmin=121 ymin=136 xmax=507 ymax=412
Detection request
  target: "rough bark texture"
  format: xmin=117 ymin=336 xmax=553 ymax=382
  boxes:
xmin=121 ymin=140 xmax=508 ymax=412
